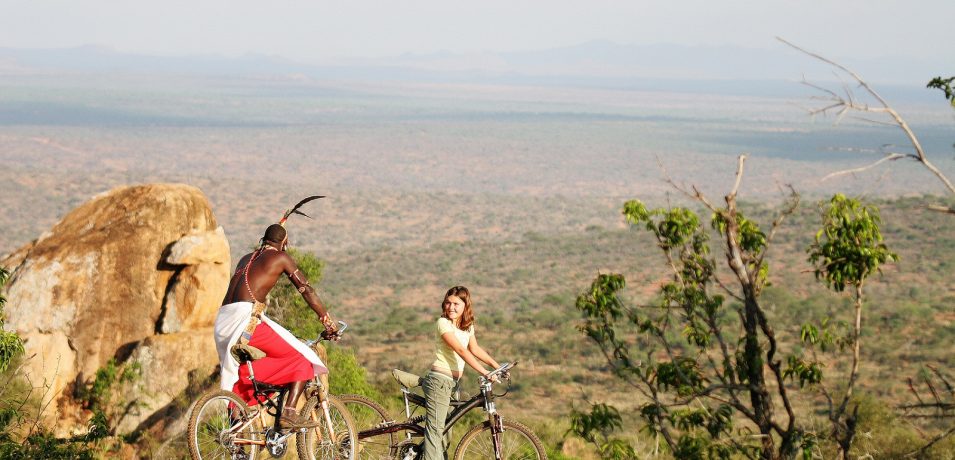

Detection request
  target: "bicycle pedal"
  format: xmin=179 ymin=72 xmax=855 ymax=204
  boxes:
xmin=373 ymin=420 xmax=397 ymax=429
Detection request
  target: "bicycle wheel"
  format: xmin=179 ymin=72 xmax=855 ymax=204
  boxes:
xmin=453 ymin=419 xmax=547 ymax=460
xmin=296 ymin=394 xmax=358 ymax=460
xmin=188 ymin=389 xmax=263 ymax=460
xmin=339 ymin=394 xmax=395 ymax=460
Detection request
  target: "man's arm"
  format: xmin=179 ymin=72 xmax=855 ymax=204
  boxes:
xmin=285 ymin=258 xmax=337 ymax=333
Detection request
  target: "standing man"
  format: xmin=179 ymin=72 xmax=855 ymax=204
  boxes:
xmin=214 ymin=197 xmax=338 ymax=429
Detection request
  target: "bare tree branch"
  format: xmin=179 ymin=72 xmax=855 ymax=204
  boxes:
xmin=657 ymin=155 xmax=720 ymax=212
xmin=850 ymin=115 xmax=902 ymax=127
xmin=729 ymin=154 xmax=748 ymax=200
xmin=928 ymin=365 xmax=955 ymax=400
xmin=778 ymin=36 xmax=955 ymax=196
xmin=821 ymin=153 xmax=911 ymax=181
xmin=904 ymin=425 xmax=955 ymax=459
xmin=927 ymin=204 xmax=955 ymax=215
xmin=908 ymin=377 xmax=927 ymax=406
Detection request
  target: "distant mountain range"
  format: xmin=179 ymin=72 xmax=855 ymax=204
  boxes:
xmin=0 ymin=41 xmax=947 ymax=100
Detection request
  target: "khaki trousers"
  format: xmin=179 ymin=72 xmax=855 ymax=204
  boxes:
xmin=422 ymin=371 xmax=457 ymax=460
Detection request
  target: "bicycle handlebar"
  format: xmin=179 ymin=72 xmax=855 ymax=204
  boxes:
xmin=480 ymin=361 xmax=518 ymax=384
xmin=306 ymin=320 xmax=348 ymax=345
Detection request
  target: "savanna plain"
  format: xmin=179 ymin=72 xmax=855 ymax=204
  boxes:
xmin=2 ymin=72 xmax=955 ymax=458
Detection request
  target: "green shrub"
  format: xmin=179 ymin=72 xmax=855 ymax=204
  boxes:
xmin=0 ymin=267 xmax=23 ymax=373
xmin=326 ymin=344 xmax=380 ymax=399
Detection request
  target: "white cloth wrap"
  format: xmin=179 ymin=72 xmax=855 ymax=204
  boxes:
xmin=214 ymin=301 xmax=327 ymax=391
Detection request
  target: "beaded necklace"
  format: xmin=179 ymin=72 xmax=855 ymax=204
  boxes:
xmin=243 ymin=245 xmax=278 ymax=303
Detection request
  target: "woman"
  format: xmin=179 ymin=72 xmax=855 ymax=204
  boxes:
xmin=422 ymin=286 xmax=501 ymax=460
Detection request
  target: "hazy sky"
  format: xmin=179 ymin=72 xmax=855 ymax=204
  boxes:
xmin=3 ymin=0 xmax=953 ymax=62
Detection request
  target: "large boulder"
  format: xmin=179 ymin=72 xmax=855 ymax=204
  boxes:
xmin=114 ymin=330 xmax=218 ymax=435
xmin=0 ymin=183 xmax=229 ymax=434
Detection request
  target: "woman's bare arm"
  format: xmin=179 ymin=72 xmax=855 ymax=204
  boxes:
xmin=468 ymin=335 xmax=500 ymax=369
xmin=442 ymin=333 xmax=490 ymax=377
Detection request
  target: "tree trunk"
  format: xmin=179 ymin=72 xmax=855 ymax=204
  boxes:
xmin=742 ymin=295 xmax=777 ymax=459
xmin=835 ymin=284 xmax=864 ymax=459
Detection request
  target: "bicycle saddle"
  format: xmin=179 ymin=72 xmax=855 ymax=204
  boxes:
xmin=231 ymin=343 xmax=266 ymax=363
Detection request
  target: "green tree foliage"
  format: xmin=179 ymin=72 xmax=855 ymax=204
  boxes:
xmin=807 ymin=194 xmax=896 ymax=293
xmin=569 ymin=403 xmax=637 ymax=460
xmin=0 ymin=267 xmax=24 ymax=373
xmin=325 ymin=345 xmax=380 ymax=398
xmin=573 ymin=159 xmax=882 ymax=459
xmin=75 ymin=358 xmax=143 ymax=436
xmin=800 ymin=194 xmax=896 ymax=459
xmin=577 ymin=189 xmax=819 ymax=459
xmin=0 ymin=432 xmax=97 ymax=460
xmin=578 ymin=189 xmax=910 ymax=459
xmin=927 ymin=76 xmax=955 ymax=107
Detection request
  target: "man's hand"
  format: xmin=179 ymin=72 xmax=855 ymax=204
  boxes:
xmin=320 ymin=314 xmax=340 ymax=341
xmin=320 ymin=329 xmax=340 ymax=341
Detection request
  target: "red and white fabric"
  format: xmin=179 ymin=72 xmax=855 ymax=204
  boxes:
xmin=214 ymin=301 xmax=328 ymax=405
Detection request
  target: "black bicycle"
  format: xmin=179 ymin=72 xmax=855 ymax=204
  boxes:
xmin=339 ymin=362 xmax=546 ymax=460
xmin=187 ymin=322 xmax=357 ymax=460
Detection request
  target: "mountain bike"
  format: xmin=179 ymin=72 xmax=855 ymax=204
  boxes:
xmin=340 ymin=362 xmax=546 ymax=460
xmin=188 ymin=321 xmax=357 ymax=460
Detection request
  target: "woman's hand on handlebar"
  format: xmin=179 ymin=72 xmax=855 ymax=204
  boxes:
xmin=482 ymin=361 xmax=516 ymax=383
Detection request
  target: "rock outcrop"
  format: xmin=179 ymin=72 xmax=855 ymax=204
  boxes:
xmin=0 ymin=183 xmax=229 ymax=434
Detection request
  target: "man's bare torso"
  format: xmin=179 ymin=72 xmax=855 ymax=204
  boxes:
xmin=222 ymin=248 xmax=293 ymax=305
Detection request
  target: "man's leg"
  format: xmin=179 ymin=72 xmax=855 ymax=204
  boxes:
xmin=422 ymin=372 xmax=454 ymax=460
xmin=280 ymin=380 xmax=320 ymax=429
xmin=286 ymin=380 xmax=306 ymax=410
xmin=243 ymin=323 xmax=319 ymax=429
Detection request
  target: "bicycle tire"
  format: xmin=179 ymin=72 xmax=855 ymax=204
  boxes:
xmin=296 ymin=394 xmax=359 ymax=460
xmin=453 ymin=419 xmax=547 ymax=460
xmin=339 ymin=394 xmax=395 ymax=460
xmin=188 ymin=389 xmax=263 ymax=460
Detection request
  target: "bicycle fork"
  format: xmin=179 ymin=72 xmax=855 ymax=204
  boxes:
xmin=482 ymin=388 xmax=506 ymax=460
xmin=307 ymin=379 xmax=337 ymax=443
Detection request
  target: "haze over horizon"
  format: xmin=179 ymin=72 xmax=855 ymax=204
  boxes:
xmin=3 ymin=0 xmax=953 ymax=86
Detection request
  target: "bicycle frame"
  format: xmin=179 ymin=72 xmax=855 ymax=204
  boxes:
xmin=355 ymin=373 xmax=505 ymax=443
xmin=226 ymin=383 xmax=291 ymax=449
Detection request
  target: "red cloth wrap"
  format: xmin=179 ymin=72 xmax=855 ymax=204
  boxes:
xmin=231 ymin=322 xmax=319 ymax=405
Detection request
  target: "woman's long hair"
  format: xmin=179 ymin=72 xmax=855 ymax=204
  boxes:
xmin=442 ymin=285 xmax=474 ymax=331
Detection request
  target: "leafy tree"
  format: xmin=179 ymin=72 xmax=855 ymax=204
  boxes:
xmin=576 ymin=156 xmax=815 ymax=459
xmin=927 ymin=76 xmax=955 ymax=107
xmin=573 ymin=157 xmax=907 ymax=459
xmin=803 ymin=194 xmax=896 ymax=459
